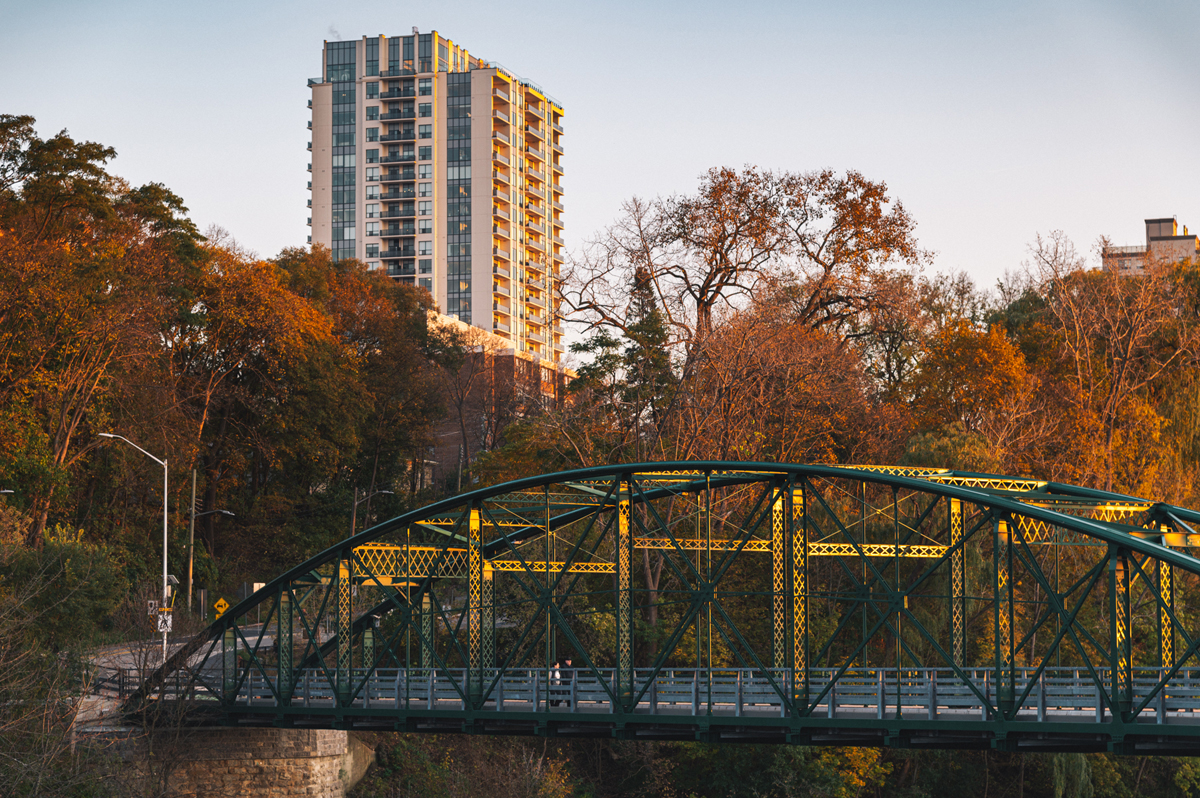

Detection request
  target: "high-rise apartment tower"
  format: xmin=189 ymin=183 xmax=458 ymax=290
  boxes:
xmin=308 ymin=31 xmax=566 ymax=364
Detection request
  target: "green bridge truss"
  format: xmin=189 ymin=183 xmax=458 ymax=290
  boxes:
xmin=133 ymin=463 xmax=1200 ymax=753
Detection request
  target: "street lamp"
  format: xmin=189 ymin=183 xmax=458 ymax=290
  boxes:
xmin=350 ymin=488 xmax=394 ymax=537
xmin=99 ymin=432 xmax=170 ymax=665
xmin=186 ymin=468 xmax=234 ymax=612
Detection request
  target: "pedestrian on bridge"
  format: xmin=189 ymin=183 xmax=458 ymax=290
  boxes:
xmin=562 ymin=658 xmax=573 ymax=708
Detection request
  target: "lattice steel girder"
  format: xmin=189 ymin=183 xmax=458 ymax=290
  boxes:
xmin=336 ymin=558 xmax=352 ymax=703
xmin=772 ymin=486 xmax=787 ymax=670
xmin=132 ymin=460 xmax=1200 ymax=737
xmin=617 ymin=478 xmax=633 ymax=705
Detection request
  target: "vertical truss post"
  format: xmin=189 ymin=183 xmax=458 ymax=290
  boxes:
xmin=994 ymin=517 xmax=1013 ymax=714
xmin=1160 ymin=525 xmax=1175 ymax=669
xmin=421 ymin=594 xmax=433 ymax=670
xmin=949 ymin=498 xmax=965 ymax=667
xmin=468 ymin=503 xmax=483 ymax=702
xmin=617 ymin=476 xmax=633 ymax=707
xmin=223 ymin=625 xmax=237 ymax=701
xmin=337 ymin=557 xmax=352 ymax=704
xmin=278 ymin=589 xmax=293 ymax=703
xmin=772 ymin=485 xmax=787 ymax=670
xmin=793 ymin=484 xmax=809 ymax=711
xmin=1112 ymin=547 xmax=1132 ymax=716
xmin=482 ymin=563 xmax=495 ymax=675
xmin=363 ymin=623 xmax=376 ymax=672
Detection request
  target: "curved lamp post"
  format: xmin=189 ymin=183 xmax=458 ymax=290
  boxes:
xmin=99 ymin=433 xmax=170 ymax=665
xmin=350 ymin=489 xmax=394 ymax=537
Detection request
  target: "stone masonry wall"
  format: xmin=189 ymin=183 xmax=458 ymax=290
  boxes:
xmin=122 ymin=727 xmax=374 ymax=798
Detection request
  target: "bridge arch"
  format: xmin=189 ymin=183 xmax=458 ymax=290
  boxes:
xmin=136 ymin=463 xmax=1200 ymax=752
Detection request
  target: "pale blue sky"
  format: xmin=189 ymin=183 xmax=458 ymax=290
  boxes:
xmin=3 ymin=0 xmax=1198 ymax=292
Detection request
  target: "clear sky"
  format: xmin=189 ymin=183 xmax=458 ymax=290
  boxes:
xmin=3 ymin=0 xmax=1198 ymax=292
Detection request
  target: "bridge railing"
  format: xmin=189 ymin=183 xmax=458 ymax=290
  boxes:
xmin=209 ymin=666 xmax=1200 ymax=724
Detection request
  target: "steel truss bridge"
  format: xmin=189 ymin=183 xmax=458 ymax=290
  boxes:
xmin=133 ymin=463 xmax=1200 ymax=753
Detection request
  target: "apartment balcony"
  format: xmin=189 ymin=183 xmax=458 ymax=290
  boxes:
xmin=493 ymin=188 xmax=513 ymax=200
xmin=528 ymin=312 xmax=546 ymax=325
xmin=381 ymin=247 xmax=416 ymax=258
xmin=379 ymin=154 xmax=415 ymax=164
xmin=307 ymin=99 xmax=313 ymax=109
xmin=552 ymin=183 xmax=564 ymax=193
xmin=307 ymin=163 xmax=312 ymax=172
xmin=529 ymin=168 xmax=545 ymax=181
xmin=528 ymin=332 xmax=546 ymax=344
xmin=493 ymin=283 xmax=510 ymax=297
xmin=306 ymin=217 xmax=312 ymax=226
xmin=552 ymin=122 xmax=564 ymax=134
xmin=553 ymin=200 xmax=564 ymax=211
xmin=526 ymin=294 xmax=547 ymax=308
xmin=379 ymin=68 xmax=417 ymax=78
xmin=551 ymin=161 xmax=564 ymax=174
xmin=493 ymin=153 xmax=510 ymax=167
xmin=307 ymin=76 xmax=323 ymax=86
xmin=379 ymin=179 xmax=416 ymax=192
xmin=379 ymin=224 xmax=416 ymax=235
xmin=493 ymin=169 xmax=511 ymax=185
xmin=493 ymin=246 xmax=511 ymax=261
xmin=525 ymin=124 xmax=543 ymax=141
xmin=526 ymin=106 xmax=544 ymax=121
xmin=552 ymin=142 xmax=564 ymax=155
xmin=307 ymin=120 xmax=312 ymax=130
xmin=493 ymin=265 xmax=510 ymax=279
xmin=493 ymin=207 xmax=510 ymax=221
xmin=492 ymin=131 xmax=510 ymax=145
xmin=493 ymin=225 xmax=511 ymax=239
xmin=553 ymin=235 xmax=565 ymax=246
xmin=525 ymin=186 xmax=545 ymax=200
xmin=525 ymin=146 xmax=545 ymax=160
xmin=527 ymin=238 xmax=545 ymax=252
xmin=379 ymin=131 xmax=416 ymax=142
xmin=526 ymin=203 xmax=545 ymax=220
xmin=493 ymin=300 xmax=511 ymax=315
xmin=306 ymin=199 xmax=312 ymax=208
xmin=529 ymin=278 xmax=546 ymax=289
xmin=379 ymin=88 xmax=416 ymax=99
xmin=307 ymin=142 xmax=312 ymax=150
xmin=493 ymin=110 xmax=509 ymax=124
xmin=493 ymin=320 xmax=511 ymax=333
xmin=552 ymin=252 xmax=564 ymax=263
xmin=493 ymin=88 xmax=510 ymax=102
xmin=381 ymin=208 xmax=416 ymax=219
xmin=528 ymin=222 xmax=546 ymax=235
xmin=379 ymin=109 xmax=416 ymax=121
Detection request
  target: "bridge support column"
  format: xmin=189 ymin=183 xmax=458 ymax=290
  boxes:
xmin=793 ymin=485 xmax=809 ymax=711
xmin=1160 ymin=525 xmax=1175 ymax=669
xmin=772 ymin=486 xmax=787 ymax=670
xmin=617 ymin=477 xmax=633 ymax=707
xmin=994 ymin=517 xmax=1014 ymax=715
xmin=1112 ymin=548 xmax=1132 ymax=716
xmin=362 ymin=624 xmax=375 ymax=671
xmin=223 ymin=626 xmax=237 ymax=699
xmin=950 ymin=498 xmax=965 ymax=667
xmin=337 ymin=558 xmax=352 ymax=704
xmin=278 ymin=589 xmax=293 ymax=704
xmin=420 ymin=594 xmax=433 ymax=669
xmin=482 ymin=564 xmax=495 ymax=674
xmin=468 ymin=504 xmax=483 ymax=702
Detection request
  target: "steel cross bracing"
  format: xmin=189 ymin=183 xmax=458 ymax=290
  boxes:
xmin=131 ymin=463 xmax=1200 ymax=754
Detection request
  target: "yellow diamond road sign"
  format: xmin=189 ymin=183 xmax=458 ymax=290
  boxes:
xmin=214 ymin=598 xmax=229 ymax=618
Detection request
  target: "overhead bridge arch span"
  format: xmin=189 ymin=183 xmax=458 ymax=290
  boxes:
xmin=132 ymin=463 xmax=1200 ymax=753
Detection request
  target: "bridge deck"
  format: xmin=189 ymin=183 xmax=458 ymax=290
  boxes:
xmin=109 ymin=667 xmax=1200 ymax=752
